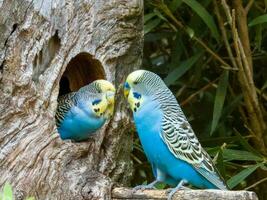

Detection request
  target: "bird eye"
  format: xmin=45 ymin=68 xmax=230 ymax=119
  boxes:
xmin=133 ymin=81 xmax=138 ymax=85
xmin=92 ymin=99 xmax=101 ymax=105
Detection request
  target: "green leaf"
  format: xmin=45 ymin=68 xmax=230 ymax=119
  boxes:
xmin=154 ymin=9 xmax=168 ymax=21
xmin=185 ymin=26 xmax=195 ymax=38
xmin=255 ymin=24 xmax=262 ymax=50
xmin=222 ymin=149 xmax=263 ymax=161
xmin=145 ymin=32 xmax=175 ymax=42
xmin=26 ymin=197 xmax=35 ymax=200
xmin=3 ymin=182 xmax=13 ymax=199
xmin=261 ymin=80 xmax=267 ymax=91
xmin=181 ymin=0 xmax=219 ymax=41
xmin=201 ymin=136 xmax=239 ymax=146
xmin=167 ymin=33 xmax=185 ymax=69
xmin=144 ymin=18 xmax=161 ymax=34
xmin=210 ymin=71 xmax=229 ymax=135
xmin=216 ymin=149 xmax=226 ymax=178
xmin=233 ymin=130 xmax=262 ymax=157
xmin=144 ymin=13 xmax=156 ymax=23
xmin=164 ymin=53 xmax=202 ymax=86
xmin=205 ymin=147 xmax=221 ymax=156
xmin=155 ymin=182 xmax=167 ymax=189
xmin=222 ymin=95 xmax=242 ymax=118
xmin=249 ymin=14 xmax=267 ymax=27
xmin=169 ymin=0 xmax=182 ymax=12
xmin=227 ymin=163 xmax=263 ymax=189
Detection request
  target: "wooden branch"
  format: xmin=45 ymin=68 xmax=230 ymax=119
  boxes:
xmin=214 ymin=0 xmax=238 ymax=70
xmin=221 ymin=0 xmax=267 ymax=155
xmin=180 ymin=77 xmax=219 ymax=106
xmin=245 ymin=0 xmax=254 ymax=14
xmin=112 ymin=187 xmax=258 ymax=200
xmin=233 ymin=0 xmax=253 ymax=71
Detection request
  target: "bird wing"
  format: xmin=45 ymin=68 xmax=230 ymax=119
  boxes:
xmin=160 ymin=111 xmax=228 ymax=190
xmin=55 ymin=92 xmax=76 ymax=127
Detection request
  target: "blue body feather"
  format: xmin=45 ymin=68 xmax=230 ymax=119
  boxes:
xmin=58 ymin=100 xmax=105 ymax=141
xmin=134 ymin=98 xmax=217 ymax=189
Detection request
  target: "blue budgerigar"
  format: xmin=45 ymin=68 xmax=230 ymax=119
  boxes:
xmin=56 ymin=80 xmax=115 ymax=141
xmin=124 ymin=70 xmax=228 ymax=199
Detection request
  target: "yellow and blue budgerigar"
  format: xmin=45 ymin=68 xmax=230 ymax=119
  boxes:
xmin=56 ymin=80 xmax=115 ymax=141
xmin=124 ymin=70 xmax=228 ymax=199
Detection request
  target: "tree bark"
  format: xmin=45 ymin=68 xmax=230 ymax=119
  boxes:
xmin=112 ymin=187 xmax=258 ymax=200
xmin=0 ymin=0 xmax=143 ymax=199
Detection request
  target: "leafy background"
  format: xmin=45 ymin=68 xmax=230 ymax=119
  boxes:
xmin=0 ymin=183 xmax=34 ymax=200
xmin=130 ymin=0 xmax=267 ymax=199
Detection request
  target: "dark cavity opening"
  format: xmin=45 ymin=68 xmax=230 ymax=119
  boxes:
xmin=59 ymin=52 xmax=105 ymax=96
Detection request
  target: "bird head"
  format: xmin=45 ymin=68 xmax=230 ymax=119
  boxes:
xmin=89 ymin=80 xmax=115 ymax=119
xmin=124 ymin=70 xmax=147 ymax=113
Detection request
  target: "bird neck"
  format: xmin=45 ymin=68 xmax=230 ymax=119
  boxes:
xmin=133 ymin=97 xmax=161 ymax=122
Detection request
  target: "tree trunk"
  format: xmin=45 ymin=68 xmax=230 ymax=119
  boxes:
xmin=0 ymin=0 xmax=143 ymax=199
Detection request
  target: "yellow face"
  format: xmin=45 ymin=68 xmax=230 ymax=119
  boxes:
xmin=96 ymin=80 xmax=116 ymax=93
xmin=92 ymin=80 xmax=115 ymax=119
xmin=91 ymin=97 xmax=109 ymax=117
xmin=124 ymin=70 xmax=145 ymax=112
xmin=104 ymin=90 xmax=115 ymax=118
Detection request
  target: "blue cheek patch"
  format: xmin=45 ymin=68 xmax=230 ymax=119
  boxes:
xmin=133 ymin=92 xmax=141 ymax=99
xmin=92 ymin=99 xmax=101 ymax=105
xmin=124 ymin=82 xmax=130 ymax=89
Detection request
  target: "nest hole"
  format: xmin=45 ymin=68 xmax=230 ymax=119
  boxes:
xmin=59 ymin=52 xmax=105 ymax=96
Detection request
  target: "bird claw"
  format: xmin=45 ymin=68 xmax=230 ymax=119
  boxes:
xmin=166 ymin=180 xmax=189 ymax=200
xmin=133 ymin=184 xmax=156 ymax=192
xmin=165 ymin=186 xmax=189 ymax=194
xmin=133 ymin=180 xmax=158 ymax=192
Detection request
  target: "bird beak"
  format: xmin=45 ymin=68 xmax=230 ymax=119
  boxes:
xmin=106 ymin=91 xmax=115 ymax=105
xmin=104 ymin=91 xmax=115 ymax=119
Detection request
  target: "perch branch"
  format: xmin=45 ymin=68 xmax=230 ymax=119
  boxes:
xmin=112 ymin=187 xmax=258 ymax=200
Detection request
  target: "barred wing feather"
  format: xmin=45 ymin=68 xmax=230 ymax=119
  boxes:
xmin=160 ymin=110 xmax=228 ymax=190
xmin=55 ymin=92 xmax=76 ymax=127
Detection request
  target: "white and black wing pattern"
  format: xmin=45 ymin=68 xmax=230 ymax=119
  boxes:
xmin=160 ymin=106 xmax=228 ymax=190
xmin=55 ymin=92 xmax=76 ymax=128
xmin=138 ymin=70 xmax=227 ymax=189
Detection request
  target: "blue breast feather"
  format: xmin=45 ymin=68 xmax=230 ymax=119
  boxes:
xmin=133 ymin=99 xmax=217 ymax=189
xmin=58 ymin=100 xmax=105 ymax=141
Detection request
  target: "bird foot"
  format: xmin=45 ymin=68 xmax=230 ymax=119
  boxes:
xmin=166 ymin=180 xmax=189 ymax=200
xmin=165 ymin=185 xmax=189 ymax=194
xmin=133 ymin=180 xmax=158 ymax=192
xmin=133 ymin=184 xmax=155 ymax=191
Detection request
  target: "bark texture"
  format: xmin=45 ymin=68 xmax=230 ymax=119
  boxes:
xmin=0 ymin=0 xmax=143 ymax=199
xmin=112 ymin=187 xmax=258 ymax=200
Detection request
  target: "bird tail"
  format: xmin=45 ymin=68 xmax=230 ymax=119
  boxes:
xmin=197 ymin=167 xmax=229 ymax=190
